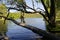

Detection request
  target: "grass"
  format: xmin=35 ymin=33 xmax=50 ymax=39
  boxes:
xmin=55 ymin=10 xmax=60 ymax=31
xmin=4 ymin=12 xmax=42 ymax=19
xmin=56 ymin=11 xmax=60 ymax=19
xmin=0 ymin=19 xmax=7 ymax=33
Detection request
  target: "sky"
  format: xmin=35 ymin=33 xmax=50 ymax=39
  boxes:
xmin=8 ymin=0 xmax=45 ymax=12
xmin=25 ymin=0 xmax=45 ymax=11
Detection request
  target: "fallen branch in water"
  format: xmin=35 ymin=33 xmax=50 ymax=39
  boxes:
xmin=0 ymin=16 xmax=60 ymax=40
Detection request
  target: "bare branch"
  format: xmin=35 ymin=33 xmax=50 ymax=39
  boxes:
xmin=7 ymin=7 xmax=50 ymax=24
xmin=0 ymin=16 xmax=59 ymax=40
xmin=39 ymin=12 xmax=51 ymax=24
xmin=4 ymin=7 xmax=51 ymax=25
xmin=37 ymin=8 xmax=45 ymax=12
xmin=6 ymin=5 xmax=51 ymax=25
xmin=24 ymin=4 xmax=36 ymax=11
xmin=41 ymin=0 xmax=50 ymax=18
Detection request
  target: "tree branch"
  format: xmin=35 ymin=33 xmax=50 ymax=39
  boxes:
xmin=7 ymin=7 xmax=51 ymax=25
xmin=7 ymin=5 xmax=52 ymax=25
xmin=41 ymin=0 xmax=50 ymax=18
xmin=0 ymin=16 xmax=59 ymax=40
xmin=39 ymin=12 xmax=50 ymax=24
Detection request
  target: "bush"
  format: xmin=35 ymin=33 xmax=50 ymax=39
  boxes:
xmin=0 ymin=4 xmax=7 ymax=14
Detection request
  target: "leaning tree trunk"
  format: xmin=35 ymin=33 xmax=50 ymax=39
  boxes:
xmin=0 ymin=16 xmax=60 ymax=40
xmin=41 ymin=0 xmax=56 ymax=32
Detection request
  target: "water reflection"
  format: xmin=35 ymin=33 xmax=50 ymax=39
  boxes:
xmin=5 ymin=18 xmax=46 ymax=40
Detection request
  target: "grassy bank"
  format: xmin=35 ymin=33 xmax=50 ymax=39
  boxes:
xmin=0 ymin=19 xmax=7 ymax=33
xmin=0 ymin=11 xmax=60 ymax=32
xmin=5 ymin=12 xmax=42 ymax=19
xmin=56 ymin=11 xmax=60 ymax=31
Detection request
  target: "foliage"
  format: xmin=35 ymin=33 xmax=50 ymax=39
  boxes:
xmin=0 ymin=19 xmax=7 ymax=33
xmin=55 ymin=0 xmax=60 ymax=10
xmin=0 ymin=0 xmax=60 ymax=37
xmin=0 ymin=4 xmax=7 ymax=14
xmin=43 ymin=0 xmax=50 ymax=13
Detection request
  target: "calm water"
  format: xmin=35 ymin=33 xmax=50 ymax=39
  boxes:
xmin=6 ymin=18 xmax=46 ymax=40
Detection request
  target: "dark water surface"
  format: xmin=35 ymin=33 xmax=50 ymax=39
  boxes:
xmin=6 ymin=18 xmax=46 ymax=40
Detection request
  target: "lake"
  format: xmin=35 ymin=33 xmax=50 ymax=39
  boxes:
xmin=0 ymin=0 xmax=46 ymax=40
xmin=5 ymin=18 xmax=46 ymax=40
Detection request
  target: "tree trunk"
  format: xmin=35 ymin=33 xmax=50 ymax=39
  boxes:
xmin=47 ymin=0 xmax=56 ymax=32
xmin=0 ymin=16 xmax=60 ymax=40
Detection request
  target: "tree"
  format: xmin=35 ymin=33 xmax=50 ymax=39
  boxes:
xmin=55 ymin=0 xmax=60 ymax=10
xmin=0 ymin=0 xmax=59 ymax=40
xmin=0 ymin=4 xmax=7 ymax=14
xmin=7 ymin=0 xmax=56 ymax=34
xmin=39 ymin=0 xmax=56 ymax=32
